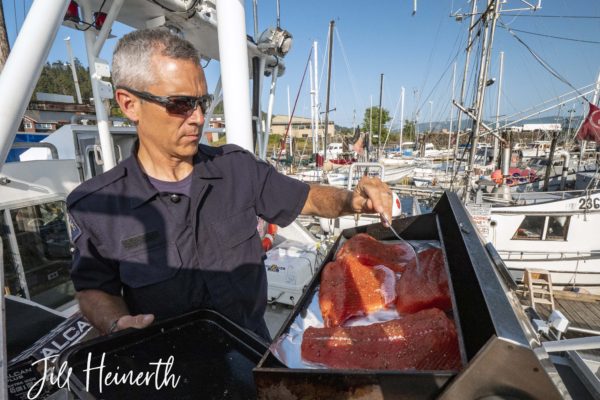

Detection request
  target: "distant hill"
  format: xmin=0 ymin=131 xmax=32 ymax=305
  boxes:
xmin=391 ymin=115 xmax=584 ymax=133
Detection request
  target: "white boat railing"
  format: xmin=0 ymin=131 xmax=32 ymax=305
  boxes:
xmin=497 ymin=249 xmax=600 ymax=261
xmin=482 ymin=188 xmax=600 ymax=206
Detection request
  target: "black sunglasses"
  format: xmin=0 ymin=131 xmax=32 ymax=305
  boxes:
xmin=118 ymin=86 xmax=213 ymax=115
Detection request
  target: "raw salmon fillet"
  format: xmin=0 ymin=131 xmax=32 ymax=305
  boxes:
xmin=320 ymin=255 xmax=396 ymax=327
xmin=301 ymin=308 xmax=461 ymax=370
xmin=336 ymin=233 xmax=414 ymax=273
xmin=396 ymin=247 xmax=452 ymax=314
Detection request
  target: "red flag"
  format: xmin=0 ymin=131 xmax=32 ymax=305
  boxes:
xmin=577 ymin=102 xmax=600 ymax=143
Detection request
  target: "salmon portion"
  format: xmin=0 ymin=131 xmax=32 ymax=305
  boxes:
xmin=396 ymin=248 xmax=452 ymax=314
xmin=336 ymin=233 xmax=414 ymax=273
xmin=320 ymin=255 xmax=396 ymax=327
xmin=302 ymin=308 xmax=461 ymax=370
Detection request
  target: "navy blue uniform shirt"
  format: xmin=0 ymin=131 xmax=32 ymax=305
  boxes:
xmin=67 ymin=144 xmax=309 ymax=340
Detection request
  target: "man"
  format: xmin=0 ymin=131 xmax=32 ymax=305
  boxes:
xmin=68 ymin=29 xmax=393 ymax=341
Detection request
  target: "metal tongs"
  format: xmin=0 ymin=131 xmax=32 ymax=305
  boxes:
xmin=380 ymin=212 xmax=420 ymax=269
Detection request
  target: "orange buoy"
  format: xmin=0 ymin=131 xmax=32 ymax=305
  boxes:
xmin=262 ymin=233 xmax=274 ymax=251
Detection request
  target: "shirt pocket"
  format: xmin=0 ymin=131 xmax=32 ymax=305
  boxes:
xmin=119 ymin=242 xmax=182 ymax=288
xmin=211 ymin=207 xmax=262 ymax=271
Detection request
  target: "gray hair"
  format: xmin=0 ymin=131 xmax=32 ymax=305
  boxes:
xmin=112 ymin=28 xmax=200 ymax=90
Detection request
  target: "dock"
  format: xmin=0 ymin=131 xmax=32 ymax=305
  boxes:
xmin=535 ymin=291 xmax=600 ymax=336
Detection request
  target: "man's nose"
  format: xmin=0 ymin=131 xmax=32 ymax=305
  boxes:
xmin=188 ymin=104 xmax=205 ymax=125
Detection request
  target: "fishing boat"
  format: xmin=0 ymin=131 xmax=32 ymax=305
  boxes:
xmin=1 ymin=1 xmax=600 ymax=399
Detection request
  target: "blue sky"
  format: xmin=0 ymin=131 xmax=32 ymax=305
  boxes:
xmin=4 ymin=0 xmax=600 ymax=128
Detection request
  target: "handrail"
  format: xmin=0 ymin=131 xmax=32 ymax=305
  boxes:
xmin=346 ymin=162 xmax=384 ymax=190
xmin=11 ymin=141 xmax=59 ymax=160
xmin=481 ymin=188 xmax=600 ymax=205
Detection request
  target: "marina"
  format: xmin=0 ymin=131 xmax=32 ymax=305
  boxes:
xmin=0 ymin=0 xmax=600 ymax=399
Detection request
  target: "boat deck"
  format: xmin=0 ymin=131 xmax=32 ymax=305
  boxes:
xmin=535 ymin=291 xmax=600 ymax=336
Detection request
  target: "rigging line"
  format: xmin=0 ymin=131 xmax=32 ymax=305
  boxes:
xmin=505 ymin=27 xmax=600 ymax=45
xmin=532 ymin=15 xmax=560 ymax=101
xmin=276 ymin=47 xmax=313 ymax=168
xmin=509 ymin=14 xmax=600 ymax=19
xmin=499 ymin=20 xmax=591 ymax=103
xmin=318 ymin=26 xmax=330 ymax=103
xmin=416 ymin=21 xmax=466 ymax=115
xmin=334 ymin=27 xmax=360 ymax=111
xmin=418 ymin=11 xmax=446 ymax=108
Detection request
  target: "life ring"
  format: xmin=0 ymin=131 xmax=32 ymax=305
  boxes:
xmin=261 ymin=223 xmax=278 ymax=251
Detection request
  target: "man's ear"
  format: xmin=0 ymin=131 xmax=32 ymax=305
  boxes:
xmin=115 ymin=88 xmax=140 ymax=123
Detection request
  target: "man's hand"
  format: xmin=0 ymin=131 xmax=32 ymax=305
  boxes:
xmin=301 ymin=177 xmax=394 ymax=221
xmin=111 ymin=314 xmax=155 ymax=333
xmin=76 ymin=289 xmax=155 ymax=335
xmin=351 ymin=176 xmax=393 ymax=225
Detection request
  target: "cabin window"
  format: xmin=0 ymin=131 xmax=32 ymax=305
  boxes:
xmin=9 ymin=201 xmax=74 ymax=308
xmin=512 ymin=215 xmax=570 ymax=241
xmin=545 ymin=216 xmax=570 ymax=240
xmin=513 ymin=216 xmax=545 ymax=239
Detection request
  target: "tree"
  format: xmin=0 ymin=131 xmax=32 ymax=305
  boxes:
xmin=0 ymin=0 xmax=10 ymax=72
xmin=361 ymin=106 xmax=390 ymax=145
xmin=402 ymin=120 xmax=416 ymax=142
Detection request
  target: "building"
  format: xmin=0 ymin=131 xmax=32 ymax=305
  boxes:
xmin=270 ymin=115 xmax=334 ymax=139
xmin=20 ymin=93 xmax=96 ymax=133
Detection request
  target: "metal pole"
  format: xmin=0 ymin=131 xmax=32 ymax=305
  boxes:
xmin=252 ymin=0 xmax=258 ymax=39
xmin=464 ymin=0 xmax=500 ymax=202
xmin=428 ymin=100 xmax=433 ymax=133
xmin=377 ymin=73 xmax=384 ymax=157
xmin=493 ymin=51 xmax=504 ymax=167
xmin=217 ymin=0 xmax=254 ymax=151
xmin=399 ymin=86 xmax=405 ymax=152
xmin=447 ymin=62 xmax=456 ymax=172
xmin=275 ymin=0 xmax=280 ymax=28
xmin=262 ymin=64 xmax=278 ymax=160
xmin=287 ymin=84 xmax=291 ymax=155
xmin=0 ymin=0 xmax=68 ymax=171
xmin=453 ymin=0 xmax=478 ymax=174
xmin=309 ymin=59 xmax=316 ymax=154
xmin=369 ymin=95 xmax=373 ymax=159
xmin=65 ymin=37 xmax=83 ymax=104
xmin=313 ymin=41 xmax=319 ymax=155
xmin=80 ymin=0 xmax=117 ymax=171
xmin=323 ymin=20 xmax=334 ymax=162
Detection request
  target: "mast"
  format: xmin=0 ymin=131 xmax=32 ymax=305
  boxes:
xmin=369 ymin=95 xmax=373 ymax=159
xmin=313 ymin=41 xmax=319 ymax=155
xmin=65 ymin=36 xmax=83 ymax=104
xmin=323 ymin=20 xmax=334 ymax=161
xmin=377 ymin=73 xmax=384 ymax=157
xmin=0 ymin=0 xmax=9 ymax=72
xmin=464 ymin=0 xmax=500 ymax=202
xmin=452 ymin=0 xmax=478 ymax=175
xmin=493 ymin=50 xmax=504 ymax=167
xmin=309 ymin=58 xmax=316 ymax=154
xmin=447 ymin=62 xmax=456 ymax=172
xmin=399 ymin=86 xmax=405 ymax=151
